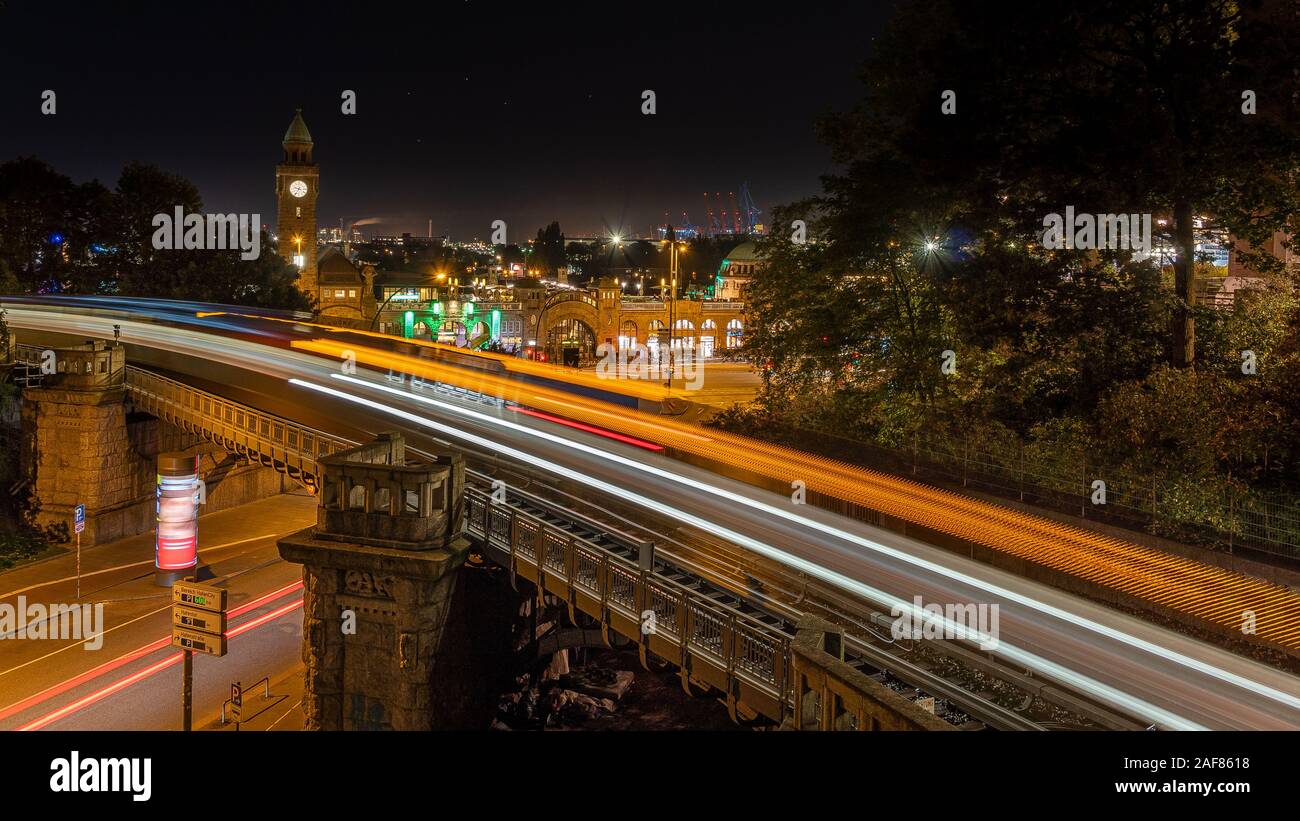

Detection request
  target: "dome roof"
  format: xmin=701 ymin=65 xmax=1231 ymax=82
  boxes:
xmin=283 ymin=109 xmax=313 ymax=145
xmin=722 ymin=242 xmax=760 ymax=263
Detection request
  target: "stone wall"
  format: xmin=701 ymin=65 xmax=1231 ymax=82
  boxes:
xmin=22 ymin=387 xmax=287 ymax=547
xmin=282 ymin=531 xmax=492 ymax=729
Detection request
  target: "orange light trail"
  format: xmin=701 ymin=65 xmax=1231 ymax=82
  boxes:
xmin=294 ymin=338 xmax=1300 ymax=651
xmin=199 ymin=310 xmax=673 ymax=400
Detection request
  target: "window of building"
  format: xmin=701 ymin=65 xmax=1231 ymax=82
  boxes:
xmin=348 ymin=484 xmax=367 ymax=510
xmin=335 ymin=289 xmax=346 ymax=298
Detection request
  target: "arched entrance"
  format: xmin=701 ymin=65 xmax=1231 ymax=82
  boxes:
xmin=545 ymin=318 xmax=597 ymax=366
xmin=700 ymin=319 xmax=717 ymax=359
xmin=672 ymin=319 xmax=695 ymax=358
xmin=467 ymin=320 xmax=491 ymax=349
xmin=437 ymin=320 xmax=467 ymax=346
xmin=618 ymin=319 xmax=639 ymax=351
xmin=646 ymin=320 xmax=666 ymax=363
xmin=726 ymin=318 xmax=744 ymax=349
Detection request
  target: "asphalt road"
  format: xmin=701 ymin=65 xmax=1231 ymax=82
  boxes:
xmin=0 ymin=495 xmax=315 ymax=730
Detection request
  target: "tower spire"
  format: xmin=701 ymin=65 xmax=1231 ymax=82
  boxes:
xmin=283 ymin=108 xmax=313 ymax=146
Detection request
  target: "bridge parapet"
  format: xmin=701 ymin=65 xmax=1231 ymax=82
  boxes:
xmin=790 ymin=615 xmax=954 ymax=731
xmin=278 ymin=432 xmax=475 ymax=731
xmin=17 ymin=340 xmax=124 ymax=390
xmin=465 ymin=484 xmax=792 ymax=723
xmin=317 ymin=432 xmax=464 ymax=549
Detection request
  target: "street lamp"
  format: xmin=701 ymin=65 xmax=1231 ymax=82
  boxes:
xmin=662 ymin=240 xmax=687 ymax=390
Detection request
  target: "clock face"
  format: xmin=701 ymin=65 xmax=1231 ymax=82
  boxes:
xmin=289 ymin=180 xmax=308 ymax=198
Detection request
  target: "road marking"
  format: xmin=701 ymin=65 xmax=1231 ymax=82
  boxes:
xmin=0 ymin=534 xmax=279 ymax=601
xmin=0 ymin=581 xmax=303 ymax=723
xmin=266 ymin=694 xmax=305 ymax=730
xmin=14 ymin=597 xmax=304 ymax=732
xmin=16 ymin=596 xmax=304 ymax=731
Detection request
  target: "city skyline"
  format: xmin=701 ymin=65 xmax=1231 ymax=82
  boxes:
xmin=0 ymin=2 xmax=893 ymax=240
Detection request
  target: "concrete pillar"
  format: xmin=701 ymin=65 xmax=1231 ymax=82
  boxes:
xmin=279 ymin=531 xmax=471 ymax=730
xmin=20 ymin=342 xmax=140 ymax=546
xmin=278 ymin=432 xmax=486 ymax=730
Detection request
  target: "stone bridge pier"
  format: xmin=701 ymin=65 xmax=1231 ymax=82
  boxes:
xmin=19 ymin=340 xmax=133 ymax=545
xmin=278 ymin=433 xmax=512 ymax=730
xmin=18 ymin=340 xmax=288 ymax=546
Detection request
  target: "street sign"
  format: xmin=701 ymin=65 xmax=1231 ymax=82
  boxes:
xmin=230 ymin=682 xmax=242 ymax=722
xmin=171 ymin=579 xmax=229 ymax=727
xmin=172 ymin=605 xmax=227 ymax=634
xmin=170 ymin=626 xmax=227 ymax=657
xmin=172 ymin=581 xmax=227 ymax=612
xmin=74 ymin=504 xmax=85 ymax=534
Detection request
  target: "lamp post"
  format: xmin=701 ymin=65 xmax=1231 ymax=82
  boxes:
xmin=662 ymin=241 xmax=686 ymax=389
xmin=369 ymin=289 xmax=415 ymax=332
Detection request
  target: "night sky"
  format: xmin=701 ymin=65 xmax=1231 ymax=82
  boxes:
xmin=0 ymin=0 xmax=893 ymax=240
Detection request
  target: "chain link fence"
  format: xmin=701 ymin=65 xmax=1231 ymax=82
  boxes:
xmin=773 ymin=423 xmax=1300 ymax=563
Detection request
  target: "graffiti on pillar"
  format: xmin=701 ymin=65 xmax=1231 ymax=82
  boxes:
xmin=346 ymin=693 xmax=391 ymax=731
xmin=344 ymin=570 xmax=395 ymax=599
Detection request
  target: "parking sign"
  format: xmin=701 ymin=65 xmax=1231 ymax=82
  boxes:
xmin=74 ymin=504 xmax=85 ymax=534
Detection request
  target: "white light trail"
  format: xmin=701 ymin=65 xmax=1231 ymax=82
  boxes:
xmin=293 ymin=375 xmax=1217 ymax=730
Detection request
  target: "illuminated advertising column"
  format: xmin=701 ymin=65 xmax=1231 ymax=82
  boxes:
xmin=156 ymin=452 xmax=200 ymax=576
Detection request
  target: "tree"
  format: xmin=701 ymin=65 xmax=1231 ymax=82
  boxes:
xmin=0 ymin=157 xmax=112 ymax=293
xmin=819 ymin=0 xmax=1300 ymax=368
xmin=0 ymin=157 xmax=311 ymax=310
xmin=530 ymin=221 xmax=566 ymax=276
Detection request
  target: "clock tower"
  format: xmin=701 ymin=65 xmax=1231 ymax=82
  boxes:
xmin=276 ymin=108 xmax=319 ymax=299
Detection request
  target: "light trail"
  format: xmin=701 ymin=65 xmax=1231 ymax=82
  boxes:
xmin=291 ymin=375 xmax=1217 ymax=730
xmin=507 ymin=406 xmax=664 ymax=451
xmin=10 ymin=301 xmax=1300 ymax=728
xmin=321 ymin=373 xmax=1300 ymax=718
xmin=203 ymin=310 xmax=676 ymax=400
xmin=10 ymin=584 xmax=303 ymax=730
xmin=289 ymin=337 xmax=1300 ymax=651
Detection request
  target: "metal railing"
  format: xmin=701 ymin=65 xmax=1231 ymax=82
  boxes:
xmin=220 ymin=676 xmax=271 ymax=725
xmin=465 ymin=484 xmax=793 ymax=723
xmin=907 ymin=430 xmax=1300 ymax=561
xmin=544 ymin=291 xmax=596 ymax=309
xmin=764 ymin=416 xmax=1300 ymax=563
xmin=15 ymin=344 xmax=351 ymax=490
xmin=124 ymin=367 xmax=352 ymax=491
